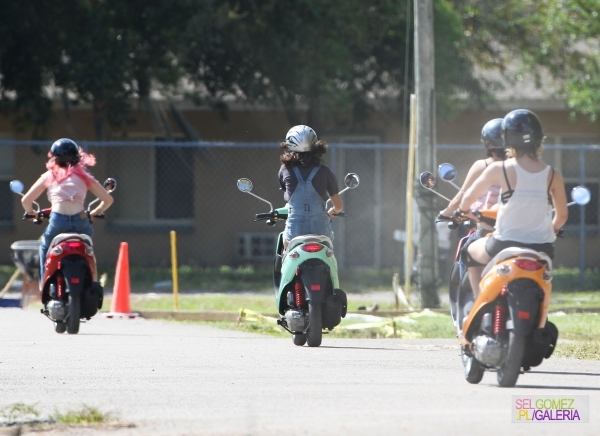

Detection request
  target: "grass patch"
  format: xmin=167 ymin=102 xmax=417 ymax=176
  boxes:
xmin=551 ymin=291 xmax=600 ymax=311
xmin=94 ymin=265 xmax=403 ymax=293
xmin=1 ymin=403 xmax=40 ymax=423
xmin=553 ymin=341 xmax=600 ymax=360
xmin=53 ymin=405 xmax=109 ymax=425
xmin=548 ymin=312 xmax=600 ymax=342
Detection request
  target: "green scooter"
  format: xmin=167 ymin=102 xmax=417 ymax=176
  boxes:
xmin=237 ymin=173 xmax=360 ymax=347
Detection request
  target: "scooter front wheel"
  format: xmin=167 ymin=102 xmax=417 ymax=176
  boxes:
xmin=462 ymin=348 xmax=484 ymax=384
xmin=293 ymin=334 xmax=307 ymax=346
xmin=54 ymin=321 xmax=66 ymax=334
xmin=306 ymin=302 xmax=322 ymax=347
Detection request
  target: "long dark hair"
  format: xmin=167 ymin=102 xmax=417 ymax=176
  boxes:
xmin=279 ymin=140 xmax=327 ymax=167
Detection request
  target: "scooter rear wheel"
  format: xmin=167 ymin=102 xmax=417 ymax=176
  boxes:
xmin=306 ymin=302 xmax=322 ymax=347
xmin=293 ymin=334 xmax=307 ymax=346
xmin=497 ymin=331 xmax=525 ymax=387
xmin=66 ymin=294 xmax=80 ymax=335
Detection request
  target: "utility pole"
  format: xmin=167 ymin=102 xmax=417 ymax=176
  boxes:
xmin=414 ymin=0 xmax=440 ymax=308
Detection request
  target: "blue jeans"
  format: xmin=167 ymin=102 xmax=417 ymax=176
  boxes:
xmin=39 ymin=212 xmax=94 ymax=284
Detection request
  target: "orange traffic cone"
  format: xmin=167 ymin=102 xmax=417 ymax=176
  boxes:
xmin=104 ymin=242 xmax=138 ymax=318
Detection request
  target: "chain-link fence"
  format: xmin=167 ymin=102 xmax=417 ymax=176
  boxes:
xmin=1 ymin=140 xmax=599 ymax=281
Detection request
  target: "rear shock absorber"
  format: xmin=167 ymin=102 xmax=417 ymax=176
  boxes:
xmin=493 ymin=304 xmax=507 ymax=335
xmin=56 ymin=275 xmax=65 ymax=299
xmin=294 ymin=281 xmax=305 ymax=307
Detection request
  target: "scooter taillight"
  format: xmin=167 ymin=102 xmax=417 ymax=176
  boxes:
xmin=65 ymin=241 xmax=84 ymax=250
xmin=301 ymin=244 xmax=323 ymax=253
xmin=493 ymin=304 xmax=506 ymax=335
xmin=514 ymin=259 xmax=543 ymax=271
xmin=56 ymin=275 xmax=65 ymax=299
xmin=294 ymin=281 xmax=305 ymax=307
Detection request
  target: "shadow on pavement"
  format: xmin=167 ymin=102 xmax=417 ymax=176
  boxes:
xmin=529 ymin=370 xmax=600 ymax=377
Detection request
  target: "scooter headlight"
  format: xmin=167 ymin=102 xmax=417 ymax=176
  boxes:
xmin=496 ymin=264 xmax=511 ymax=276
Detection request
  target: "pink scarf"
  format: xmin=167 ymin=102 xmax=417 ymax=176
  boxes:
xmin=45 ymin=148 xmax=96 ymax=187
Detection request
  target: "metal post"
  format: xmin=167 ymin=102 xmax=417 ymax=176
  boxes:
xmin=579 ymin=147 xmax=586 ymax=289
xmin=374 ymin=147 xmax=383 ymax=268
xmin=414 ymin=0 xmax=439 ymax=307
xmin=404 ymin=95 xmax=417 ymax=303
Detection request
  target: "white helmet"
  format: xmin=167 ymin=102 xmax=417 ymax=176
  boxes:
xmin=285 ymin=125 xmax=317 ymax=152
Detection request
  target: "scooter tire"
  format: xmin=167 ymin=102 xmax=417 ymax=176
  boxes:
xmin=66 ymin=294 xmax=81 ymax=335
xmin=462 ymin=349 xmax=484 ymax=384
xmin=293 ymin=334 xmax=307 ymax=346
xmin=306 ymin=302 xmax=322 ymax=347
xmin=54 ymin=321 xmax=66 ymax=334
xmin=497 ymin=331 xmax=525 ymax=387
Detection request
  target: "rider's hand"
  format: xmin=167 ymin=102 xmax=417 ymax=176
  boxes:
xmin=327 ymin=207 xmax=340 ymax=217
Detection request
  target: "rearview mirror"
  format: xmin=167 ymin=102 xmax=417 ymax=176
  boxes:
xmin=237 ymin=178 xmax=253 ymax=193
xmin=344 ymin=173 xmax=360 ymax=189
xmin=438 ymin=163 xmax=457 ymax=182
xmin=10 ymin=180 xmax=24 ymax=194
xmin=419 ymin=172 xmax=436 ymax=189
xmin=571 ymin=186 xmax=591 ymax=206
xmin=103 ymin=178 xmax=117 ymax=193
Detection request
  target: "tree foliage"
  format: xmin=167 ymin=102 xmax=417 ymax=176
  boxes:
xmin=2 ymin=1 xmax=600 ymax=139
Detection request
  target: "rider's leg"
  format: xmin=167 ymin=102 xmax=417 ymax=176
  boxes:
xmin=466 ymin=237 xmax=492 ymax=298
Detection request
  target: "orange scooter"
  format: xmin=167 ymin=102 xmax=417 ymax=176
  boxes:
xmin=420 ymin=167 xmax=591 ymax=387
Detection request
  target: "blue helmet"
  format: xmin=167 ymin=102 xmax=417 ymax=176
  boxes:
xmin=481 ymin=118 xmax=505 ymax=158
xmin=50 ymin=138 xmax=80 ymax=166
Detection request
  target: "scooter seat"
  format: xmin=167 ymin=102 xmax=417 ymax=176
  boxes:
xmin=287 ymin=234 xmax=333 ymax=251
xmin=481 ymin=247 xmax=552 ymax=278
xmin=50 ymin=233 xmax=93 ymax=248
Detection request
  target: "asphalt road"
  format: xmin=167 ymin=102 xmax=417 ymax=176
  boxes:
xmin=1 ymin=308 xmax=598 ymax=435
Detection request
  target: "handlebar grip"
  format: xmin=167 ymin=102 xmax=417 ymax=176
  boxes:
xmin=447 ymin=221 xmax=458 ymax=230
xmin=556 ymin=228 xmax=564 ymax=238
xmin=255 ymin=212 xmax=273 ymax=220
xmin=23 ymin=213 xmax=36 ymax=220
xmin=95 ymin=214 xmax=106 ymax=219
xmin=333 ymin=211 xmax=346 ymax=217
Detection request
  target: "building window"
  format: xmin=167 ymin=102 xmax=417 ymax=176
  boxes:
xmin=0 ymin=145 xmax=15 ymax=224
xmin=110 ymin=144 xmax=194 ymax=224
xmin=237 ymin=233 xmax=277 ymax=260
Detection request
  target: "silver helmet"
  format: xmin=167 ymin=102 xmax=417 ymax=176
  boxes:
xmin=285 ymin=125 xmax=317 ymax=153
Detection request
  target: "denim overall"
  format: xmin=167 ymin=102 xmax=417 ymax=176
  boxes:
xmin=39 ymin=212 xmax=94 ymax=284
xmin=284 ymin=165 xmax=333 ymax=242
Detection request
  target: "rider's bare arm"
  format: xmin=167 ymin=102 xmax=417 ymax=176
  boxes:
xmin=88 ymin=178 xmax=114 ymax=216
xmin=550 ymin=169 xmax=568 ymax=231
xmin=328 ymin=194 xmax=343 ymax=217
xmin=21 ymin=174 xmax=47 ymax=214
xmin=441 ymin=159 xmax=488 ymax=216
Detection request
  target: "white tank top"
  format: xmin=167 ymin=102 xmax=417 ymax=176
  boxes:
xmin=493 ymin=163 xmax=556 ymax=243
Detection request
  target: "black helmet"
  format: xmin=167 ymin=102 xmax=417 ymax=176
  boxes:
xmin=481 ymin=118 xmax=505 ymax=157
xmin=501 ymin=109 xmax=544 ymax=149
xmin=50 ymin=138 xmax=80 ymax=166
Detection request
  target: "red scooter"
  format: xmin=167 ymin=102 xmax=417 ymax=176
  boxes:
xmin=10 ymin=178 xmax=116 ymax=334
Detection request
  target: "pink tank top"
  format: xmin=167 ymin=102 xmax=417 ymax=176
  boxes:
xmin=471 ymin=182 xmax=501 ymax=211
xmin=44 ymin=172 xmax=88 ymax=205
